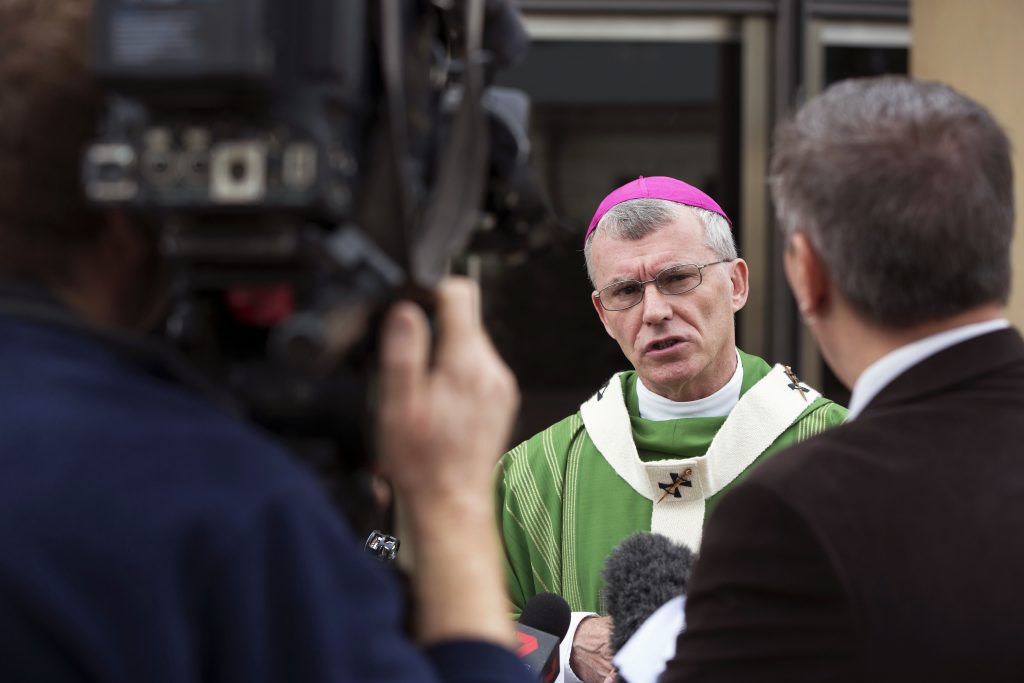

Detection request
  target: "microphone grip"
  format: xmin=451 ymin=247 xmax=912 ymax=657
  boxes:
xmin=514 ymin=623 xmax=561 ymax=683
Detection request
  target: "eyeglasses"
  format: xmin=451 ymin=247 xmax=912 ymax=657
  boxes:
xmin=593 ymin=260 xmax=732 ymax=311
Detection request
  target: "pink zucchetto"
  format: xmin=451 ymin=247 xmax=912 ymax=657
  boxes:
xmin=585 ymin=175 xmax=732 ymax=245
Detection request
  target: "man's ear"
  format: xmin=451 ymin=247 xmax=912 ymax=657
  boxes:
xmin=104 ymin=210 xmax=145 ymax=266
xmin=728 ymin=258 xmax=749 ymax=313
xmin=50 ymin=210 xmax=146 ymax=328
xmin=783 ymin=232 xmax=829 ymax=320
xmin=101 ymin=210 xmax=166 ymax=330
xmin=591 ymin=291 xmax=615 ymax=338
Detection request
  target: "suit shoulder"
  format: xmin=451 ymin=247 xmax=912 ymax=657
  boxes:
xmin=743 ymin=418 xmax=862 ymax=502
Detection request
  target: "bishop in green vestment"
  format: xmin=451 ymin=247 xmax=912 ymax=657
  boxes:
xmin=495 ymin=176 xmax=847 ymax=683
xmin=498 ymin=352 xmax=845 ymax=614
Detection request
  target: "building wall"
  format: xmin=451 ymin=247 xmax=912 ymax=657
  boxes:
xmin=912 ymin=0 xmax=1024 ymax=323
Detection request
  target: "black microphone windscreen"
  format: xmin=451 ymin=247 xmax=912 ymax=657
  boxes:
xmin=519 ymin=591 xmax=572 ymax=639
xmin=602 ymin=533 xmax=695 ymax=652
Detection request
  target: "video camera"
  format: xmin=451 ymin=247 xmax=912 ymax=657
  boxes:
xmin=82 ymin=0 xmax=549 ymax=530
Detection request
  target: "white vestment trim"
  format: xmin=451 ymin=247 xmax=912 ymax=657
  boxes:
xmin=579 ymin=364 xmax=820 ymax=550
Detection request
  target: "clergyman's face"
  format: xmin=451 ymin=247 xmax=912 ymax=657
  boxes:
xmin=589 ymin=212 xmax=748 ymax=402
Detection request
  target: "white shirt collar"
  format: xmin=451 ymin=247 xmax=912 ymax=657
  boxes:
xmin=636 ymin=350 xmax=743 ymax=420
xmin=847 ymin=318 xmax=1009 ymax=420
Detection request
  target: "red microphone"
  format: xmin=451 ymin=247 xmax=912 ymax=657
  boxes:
xmin=515 ymin=592 xmax=571 ymax=683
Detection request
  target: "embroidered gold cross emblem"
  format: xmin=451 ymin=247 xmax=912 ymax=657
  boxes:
xmin=657 ymin=468 xmax=694 ymax=503
xmin=784 ymin=365 xmax=810 ymax=402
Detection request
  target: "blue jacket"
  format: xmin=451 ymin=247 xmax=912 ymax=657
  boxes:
xmin=0 ymin=305 xmax=529 ymax=683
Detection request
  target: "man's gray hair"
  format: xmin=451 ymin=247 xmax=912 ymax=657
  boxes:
xmin=769 ymin=76 xmax=1014 ymax=328
xmin=584 ymin=198 xmax=737 ymax=286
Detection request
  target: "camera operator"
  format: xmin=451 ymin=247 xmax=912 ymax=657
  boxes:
xmin=0 ymin=1 xmax=530 ymax=682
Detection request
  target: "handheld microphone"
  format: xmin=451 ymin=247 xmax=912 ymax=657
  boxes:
xmin=515 ymin=592 xmax=571 ymax=683
xmin=602 ymin=533 xmax=695 ymax=652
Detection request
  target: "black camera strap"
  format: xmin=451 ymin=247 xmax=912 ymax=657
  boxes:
xmin=413 ymin=0 xmax=489 ymax=286
xmin=377 ymin=0 xmax=489 ymax=287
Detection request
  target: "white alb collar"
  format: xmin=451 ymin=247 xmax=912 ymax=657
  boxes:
xmin=636 ymin=350 xmax=743 ymax=420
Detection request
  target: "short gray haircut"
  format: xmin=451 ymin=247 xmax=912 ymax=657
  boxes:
xmin=769 ymin=76 xmax=1014 ymax=328
xmin=584 ymin=198 xmax=737 ymax=286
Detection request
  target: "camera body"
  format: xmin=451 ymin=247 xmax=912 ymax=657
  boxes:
xmin=86 ymin=0 xmax=367 ymax=218
xmin=83 ymin=0 xmax=543 ymax=529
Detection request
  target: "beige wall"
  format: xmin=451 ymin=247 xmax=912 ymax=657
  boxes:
xmin=912 ymin=0 xmax=1024 ymax=323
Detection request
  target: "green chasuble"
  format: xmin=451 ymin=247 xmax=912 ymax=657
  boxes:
xmin=497 ymin=349 xmax=847 ymax=614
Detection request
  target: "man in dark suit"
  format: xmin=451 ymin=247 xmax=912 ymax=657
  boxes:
xmin=661 ymin=77 xmax=1023 ymax=680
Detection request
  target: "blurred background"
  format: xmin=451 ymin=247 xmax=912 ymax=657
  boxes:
xmin=479 ymin=0 xmax=1023 ymax=443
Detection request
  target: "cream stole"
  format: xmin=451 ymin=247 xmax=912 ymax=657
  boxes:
xmin=579 ymin=365 xmax=820 ymax=551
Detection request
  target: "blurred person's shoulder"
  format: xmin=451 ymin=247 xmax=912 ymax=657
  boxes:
xmin=0 ymin=315 xmax=334 ymax=522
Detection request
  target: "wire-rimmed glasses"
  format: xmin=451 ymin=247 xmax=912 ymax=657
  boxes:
xmin=593 ymin=260 xmax=732 ymax=311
